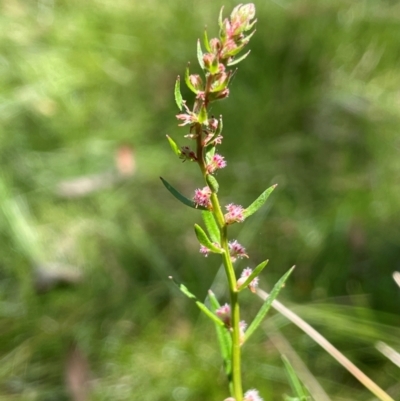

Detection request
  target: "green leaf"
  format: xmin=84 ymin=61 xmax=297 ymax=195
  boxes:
xmin=166 ymin=135 xmax=181 ymax=157
xmin=169 ymin=277 xmax=225 ymax=327
xmin=201 ymin=211 xmax=220 ymax=243
xmin=198 ymin=103 xmax=208 ymax=124
xmin=208 ymin=290 xmax=232 ymax=376
xmin=205 ymin=144 xmax=216 ymax=164
xmin=194 ymin=224 xmax=223 ymax=254
xmin=227 ymin=50 xmax=251 ymax=67
xmin=174 ymin=76 xmax=183 ymax=110
xmin=237 ymin=260 xmax=269 ymax=292
xmin=184 ymin=63 xmax=198 ymax=94
xmin=244 ymin=266 xmax=295 ymax=343
xmin=197 ymin=39 xmax=205 ymax=70
xmin=282 ymin=355 xmax=309 ymax=400
xmin=218 ymin=6 xmax=224 ymax=29
xmin=206 ymin=175 xmax=219 ymax=194
xmin=160 ymin=177 xmax=208 ymax=210
xmin=203 ymin=29 xmax=211 ymax=52
xmin=243 ymin=184 xmax=277 ymax=219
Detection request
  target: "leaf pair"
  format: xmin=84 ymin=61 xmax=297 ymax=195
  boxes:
xmin=161 ymin=176 xmax=277 ymax=220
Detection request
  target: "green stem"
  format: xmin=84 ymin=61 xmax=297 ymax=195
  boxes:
xmin=194 ymin=87 xmax=243 ymax=400
xmin=220 ymin=230 xmax=243 ymax=401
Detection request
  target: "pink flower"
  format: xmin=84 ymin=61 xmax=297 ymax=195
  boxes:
xmin=176 ymin=103 xmax=198 ymax=126
xmin=193 ymin=186 xmax=212 ymax=208
xmin=188 ymin=74 xmax=203 ymax=91
xmin=224 ymin=203 xmax=245 ymax=224
xmin=216 ymin=303 xmax=231 ymax=326
xmin=200 ymin=242 xmax=221 ymax=256
xmin=206 ymin=154 xmax=227 ymax=174
xmin=237 ymin=267 xmax=259 ymax=293
xmin=244 ymin=389 xmax=263 ymax=401
xmin=230 ymin=4 xmax=256 ymax=36
xmin=200 ymin=245 xmax=210 ymax=257
xmin=228 ymin=240 xmax=248 ymax=262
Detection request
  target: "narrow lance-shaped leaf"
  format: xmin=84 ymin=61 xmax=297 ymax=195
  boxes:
xmin=201 ymin=211 xmax=220 ymax=243
xmin=203 ymin=28 xmax=211 ymax=52
xmin=227 ymin=50 xmax=251 ymax=67
xmin=197 ymin=39 xmax=205 ymax=70
xmin=166 ymin=135 xmax=181 ymax=158
xmin=169 ymin=277 xmax=224 ymax=327
xmin=282 ymin=355 xmax=309 ymax=400
xmin=218 ymin=6 xmax=224 ymax=29
xmin=174 ymin=76 xmax=183 ymax=110
xmin=208 ymin=290 xmax=232 ymax=376
xmin=244 ymin=266 xmax=295 ymax=343
xmin=194 ymin=224 xmax=223 ymax=254
xmin=237 ymin=260 xmax=269 ymax=292
xmin=243 ymin=184 xmax=277 ymax=219
xmin=184 ymin=63 xmax=198 ymax=94
xmin=160 ymin=177 xmax=208 ymax=210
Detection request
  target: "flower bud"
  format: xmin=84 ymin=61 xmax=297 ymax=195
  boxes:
xmin=216 ymin=303 xmax=231 ymax=326
xmin=230 ymin=3 xmax=256 ymax=36
xmin=188 ymin=74 xmax=203 ymax=91
xmin=211 ymin=72 xmax=229 ymax=93
xmin=244 ymin=389 xmax=263 ymax=401
xmin=203 ymin=52 xmax=219 ymax=74
xmin=210 ymin=38 xmax=221 ymax=53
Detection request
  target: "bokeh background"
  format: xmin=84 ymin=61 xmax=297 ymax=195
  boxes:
xmin=1 ymin=0 xmax=400 ymax=400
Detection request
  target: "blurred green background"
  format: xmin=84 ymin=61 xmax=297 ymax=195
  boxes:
xmin=1 ymin=0 xmax=400 ymax=400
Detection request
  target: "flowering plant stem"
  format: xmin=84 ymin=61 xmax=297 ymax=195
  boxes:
xmin=195 ymin=120 xmax=242 ymax=397
xmin=164 ymin=5 xmax=294 ymax=401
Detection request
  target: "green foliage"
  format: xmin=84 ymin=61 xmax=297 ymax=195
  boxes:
xmin=244 ymin=267 xmax=295 ymax=343
xmin=160 ymin=177 xmax=208 ymax=210
xmin=1 ymin=0 xmax=400 ymax=399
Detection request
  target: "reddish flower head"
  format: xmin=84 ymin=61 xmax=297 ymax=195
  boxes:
xmin=206 ymin=154 xmax=227 ymax=174
xmin=228 ymin=240 xmax=248 ymax=262
xmin=224 ymin=203 xmax=245 ymax=224
xmin=193 ymin=186 xmax=212 ymax=208
xmin=216 ymin=303 xmax=231 ymax=326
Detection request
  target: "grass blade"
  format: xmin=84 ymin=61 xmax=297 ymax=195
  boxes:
xmin=282 ymin=355 xmax=309 ymax=400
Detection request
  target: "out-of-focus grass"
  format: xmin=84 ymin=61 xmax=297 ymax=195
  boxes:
xmin=1 ymin=0 xmax=400 ymax=400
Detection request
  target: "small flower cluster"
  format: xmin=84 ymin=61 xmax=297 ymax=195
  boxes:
xmin=223 ymin=389 xmax=263 ymax=401
xmin=193 ymin=186 xmax=212 ymax=208
xmin=228 ymin=240 xmax=248 ymax=262
xmin=237 ymin=267 xmax=259 ymax=293
xmin=206 ymin=153 xmax=227 ymax=174
xmin=225 ymin=203 xmax=245 ymax=224
xmin=216 ymin=303 xmax=247 ymax=340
